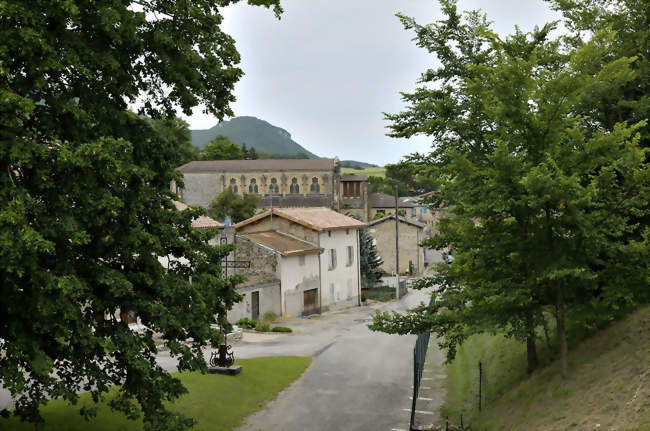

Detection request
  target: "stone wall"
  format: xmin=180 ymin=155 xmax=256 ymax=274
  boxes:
xmin=232 ymin=236 xmax=280 ymax=287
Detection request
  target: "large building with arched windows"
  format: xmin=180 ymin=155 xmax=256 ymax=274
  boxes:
xmin=174 ymin=158 xmax=343 ymax=209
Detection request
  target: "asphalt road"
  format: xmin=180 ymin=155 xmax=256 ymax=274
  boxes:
xmin=229 ymin=289 xmax=435 ymax=431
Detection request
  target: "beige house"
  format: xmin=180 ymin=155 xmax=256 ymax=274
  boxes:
xmin=235 ymin=207 xmax=366 ymax=313
xmin=339 ymin=174 xmax=370 ymax=221
xmin=173 ymin=159 xmax=341 ymax=209
xmin=367 ymin=214 xmax=425 ymax=275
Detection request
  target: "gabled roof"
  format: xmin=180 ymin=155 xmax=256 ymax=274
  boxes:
xmin=235 ymin=207 xmax=366 ymax=232
xmin=173 ymin=201 xmax=223 ymax=229
xmin=368 ymin=214 xmax=425 ymax=229
xmin=239 ymin=231 xmax=322 ymax=256
xmin=341 ymin=174 xmax=368 ymax=181
xmin=370 ymin=193 xmax=417 ymax=208
xmin=177 ymin=158 xmax=337 ymax=173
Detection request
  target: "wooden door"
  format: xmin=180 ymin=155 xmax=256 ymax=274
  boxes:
xmin=251 ymin=291 xmax=260 ymax=321
xmin=303 ymin=289 xmax=318 ymax=315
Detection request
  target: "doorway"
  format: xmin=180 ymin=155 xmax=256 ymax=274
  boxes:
xmin=251 ymin=291 xmax=260 ymax=321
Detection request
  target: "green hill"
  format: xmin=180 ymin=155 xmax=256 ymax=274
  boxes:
xmin=191 ymin=116 xmax=318 ymax=158
xmin=340 ymin=160 xmax=379 ymax=169
xmin=442 ymin=305 xmax=650 ymax=430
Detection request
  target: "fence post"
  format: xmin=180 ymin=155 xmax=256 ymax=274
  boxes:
xmin=478 ymin=361 xmax=482 ymax=412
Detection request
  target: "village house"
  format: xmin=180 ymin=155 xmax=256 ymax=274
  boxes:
xmin=233 ymin=207 xmax=366 ymax=315
xmin=367 ymin=214 xmax=425 ymax=276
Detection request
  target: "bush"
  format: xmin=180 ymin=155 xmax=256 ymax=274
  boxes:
xmin=255 ymin=321 xmax=271 ymax=332
xmin=271 ymin=326 xmax=292 ymax=333
xmin=236 ymin=317 xmax=257 ymax=330
xmin=262 ymin=311 xmax=278 ymax=323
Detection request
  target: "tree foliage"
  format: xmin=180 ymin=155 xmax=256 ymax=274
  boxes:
xmin=0 ymin=0 xmax=280 ymax=428
xmin=359 ymin=229 xmax=384 ymax=287
xmin=201 ymin=135 xmax=244 ymax=160
xmin=151 ymin=117 xmax=199 ymax=165
xmin=209 ymin=188 xmax=258 ymax=223
xmin=370 ymin=0 xmax=650 ymax=378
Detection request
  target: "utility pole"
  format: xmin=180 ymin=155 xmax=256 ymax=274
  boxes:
xmin=395 ymin=187 xmax=399 ymax=300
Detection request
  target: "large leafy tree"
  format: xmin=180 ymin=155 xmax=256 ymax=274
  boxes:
xmin=201 ymin=135 xmax=244 ymax=160
xmin=371 ymin=0 xmax=650 ymax=379
xmin=1 ymin=0 xmax=280 ymax=429
xmin=208 ymin=188 xmax=258 ymax=223
xmin=151 ymin=117 xmax=199 ymax=165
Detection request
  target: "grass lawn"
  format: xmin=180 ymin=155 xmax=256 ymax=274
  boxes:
xmin=441 ymin=306 xmax=650 ymax=430
xmin=1 ymin=356 xmax=311 ymax=431
xmin=341 ymin=166 xmax=385 ymax=178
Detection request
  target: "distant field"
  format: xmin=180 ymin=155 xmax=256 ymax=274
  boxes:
xmin=341 ymin=166 xmax=386 ymax=178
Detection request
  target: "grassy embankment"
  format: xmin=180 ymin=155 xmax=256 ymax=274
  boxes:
xmin=441 ymin=306 xmax=650 ymax=430
xmin=0 ymin=356 xmax=311 ymax=431
xmin=341 ymin=166 xmax=385 ymax=178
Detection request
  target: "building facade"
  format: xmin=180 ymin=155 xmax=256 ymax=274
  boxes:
xmin=367 ymin=215 xmax=425 ymax=275
xmin=174 ymin=159 xmax=341 ymax=209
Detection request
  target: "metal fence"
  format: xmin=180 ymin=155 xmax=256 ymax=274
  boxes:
xmin=410 ymin=329 xmax=431 ymax=430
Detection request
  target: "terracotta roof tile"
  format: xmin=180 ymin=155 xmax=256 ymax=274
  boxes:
xmin=173 ymin=201 xmax=223 ymax=229
xmin=368 ymin=214 xmax=425 ymax=229
xmin=177 ymin=159 xmax=337 ymax=172
xmin=235 ymin=207 xmax=366 ymax=231
xmin=239 ymin=231 xmax=321 ymax=256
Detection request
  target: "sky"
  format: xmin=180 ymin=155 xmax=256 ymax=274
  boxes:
xmin=180 ymin=0 xmax=561 ymax=166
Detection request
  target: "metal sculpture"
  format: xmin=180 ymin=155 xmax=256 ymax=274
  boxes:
xmin=210 ymin=328 xmax=234 ymax=368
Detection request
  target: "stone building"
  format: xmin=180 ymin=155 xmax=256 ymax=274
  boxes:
xmin=235 ymin=207 xmax=366 ymax=313
xmin=339 ymin=174 xmax=370 ymax=221
xmin=225 ymin=230 xmax=323 ymax=322
xmin=173 ymin=159 xmax=341 ymax=209
xmin=367 ymin=214 xmax=425 ymax=275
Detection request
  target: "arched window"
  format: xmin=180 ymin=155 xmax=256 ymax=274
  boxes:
xmin=290 ymin=177 xmax=299 ymax=194
xmin=248 ymin=178 xmax=258 ymax=194
xmin=229 ymin=178 xmax=238 ymax=193
xmin=269 ymin=178 xmax=279 ymax=194
xmin=310 ymin=177 xmax=320 ymax=193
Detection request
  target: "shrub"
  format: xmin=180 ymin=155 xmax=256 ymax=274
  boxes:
xmin=262 ymin=311 xmax=278 ymax=322
xmin=271 ymin=326 xmax=292 ymax=333
xmin=255 ymin=321 xmax=270 ymax=332
xmin=236 ymin=317 xmax=257 ymax=330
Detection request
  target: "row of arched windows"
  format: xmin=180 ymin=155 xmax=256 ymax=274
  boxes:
xmin=228 ymin=176 xmax=322 ymax=195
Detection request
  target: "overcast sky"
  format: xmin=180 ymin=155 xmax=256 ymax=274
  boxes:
xmin=181 ymin=1 xmax=560 ymax=165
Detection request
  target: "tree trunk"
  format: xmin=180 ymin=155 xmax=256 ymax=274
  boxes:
xmin=555 ymin=280 xmax=568 ymax=379
xmin=526 ymin=334 xmax=539 ymax=374
xmin=542 ymin=318 xmax=552 ymax=352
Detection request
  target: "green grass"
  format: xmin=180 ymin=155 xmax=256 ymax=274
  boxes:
xmin=1 ymin=356 xmax=311 ymax=431
xmin=341 ymin=166 xmax=385 ymax=178
xmin=441 ymin=306 xmax=650 ymax=431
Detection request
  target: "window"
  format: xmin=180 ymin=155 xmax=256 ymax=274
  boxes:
xmin=248 ymin=178 xmax=258 ymax=194
xmin=346 ymin=245 xmax=354 ymax=266
xmin=229 ymin=178 xmax=238 ymax=193
xmin=412 ymin=208 xmax=417 ymax=217
xmin=342 ymin=181 xmax=361 ymax=197
xmin=290 ymin=177 xmax=299 ymax=194
xmin=328 ymin=248 xmax=337 ymax=270
xmin=269 ymin=177 xmax=279 ymax=194
xmin=310 ymin=177 xmax=320 ymax=193
xmin=377 ymin=209 xmax=386 ymax=215
xmin=299 ymin=255 xmax=305 ymax=266
xmin=423 ymin=207 xmax=427 ymax=214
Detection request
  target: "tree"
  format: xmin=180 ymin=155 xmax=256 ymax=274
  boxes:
xmin=209 ymin=188 xmax=258 ymax=224
xmin=151 ymin=117 xmax=199 ymax=165
xmin=201 ymin=135 xmax=244 ymax=160
xmin=370 ymin=0 xmax=650 ymax=379
xmin=0 ymin=0 xmax=281 ymax=429
xmin=359 ymin=229 xmax=384 ymax=287
xmin=248 ymin=147 xmax=259 ymax=160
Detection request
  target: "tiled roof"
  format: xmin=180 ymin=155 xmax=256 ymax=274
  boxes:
xmin=239 ymin=231 xmax=322 ymax=256
xmin=369 ymin=193 xmax=417 ymax=208
xmin=177 ymin=158 xmax=337 ymax=172
xmin=368 ymin=214 xmax=425 ymax=229
xmin=173 ymin=201 xmax=223 ymax=229
xmin=236 ymin=207 xmax=366 ymax=232
xmin=341 ymin=174 xmax=368 ymax=181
